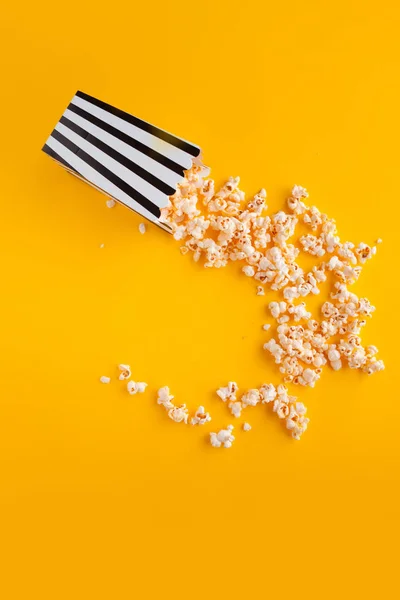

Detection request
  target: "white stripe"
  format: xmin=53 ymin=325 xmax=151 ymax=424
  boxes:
xmin=55 ymin=122 xmax=168 ymax=209
xmin=71 ymin=95 xmax=194 ymax=170
xmin=46 ymin=136 xmax=161 ymax=225
xmin=63 ymin=108 xmax=183 ymax=191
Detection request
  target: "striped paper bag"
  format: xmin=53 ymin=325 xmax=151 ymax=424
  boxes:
xmin=42 ymin=91 xmax=201 ymax=232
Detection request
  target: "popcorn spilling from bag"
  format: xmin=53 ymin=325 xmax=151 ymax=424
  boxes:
xmin=154 ymin=160 xmax=385 ymax=442
xmin=101 ymin=162 xmax=384 ymax=446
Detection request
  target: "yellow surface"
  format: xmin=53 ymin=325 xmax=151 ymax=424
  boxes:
xmin=1 ymin=1 xmax=399 ymax=598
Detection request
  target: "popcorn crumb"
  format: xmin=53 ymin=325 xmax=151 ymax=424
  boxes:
xmin=139 ymin=223 xmax=146 ymax=234
xmin=210 ymin=425 xmax=235 ymax=448
xmin=257 ymin=286 xmax=265 ymax=296
xmin=99 ymin=376 xmax=110 ymax=384
xmin=376 ymin=238 xmax=382 ymax=244
xmin=263 ymin=324 xmax=271 ymax=331
xmin=118 ymin=364 xmax=131 ymax=380
xmin=243 ymin=422 xmax=252 ymax=431
xmin=191 ymin=406 xmax=212 ymax=425
xmin=106 ymin=198 xmax=116 ymax=208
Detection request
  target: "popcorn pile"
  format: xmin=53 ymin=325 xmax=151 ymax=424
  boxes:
xmin=157 ymin=160 xmax=385 ymax=442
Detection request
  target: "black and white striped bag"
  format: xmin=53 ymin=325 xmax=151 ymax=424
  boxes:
xmin=42 ymin=91 xmax=201 ymax=231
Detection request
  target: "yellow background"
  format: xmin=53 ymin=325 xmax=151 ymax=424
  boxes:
xmin=1 ymin=1 xmax=399 ymax=597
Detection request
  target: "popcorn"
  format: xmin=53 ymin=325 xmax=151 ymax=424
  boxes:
xmin=217 ymin=382 xmax=238 ymax=402
xmin=106 ymin=198 xmax=116 ymax=208
xmin=229 ymin=401 xmax=243 ymax=418
xmin=210 ymin=425 xmax=235 ymax=448
xmin=157 ymin=386 xmax=175 ymax=409
xmin=243 ymin=265 xmax=255 ymax=277
xmin=243 ymin=422 xmax=252 ymax=431
xmin=241 ymin=389 xmax=261 ymax=407
xmin=118 ymin=364 xmax=131 ymax=380
xmin=160 ymin=161 xmax=384 ymax=440
xmin=139 ymin=223 xmax=146 ymax=234
xmin=291 ymin=185 xmax=309 ymax=199
xmin=168 ymin=404 xmax=189 ymax=424
xmin=127 ymin=381 xmax=148 ymax=394
xmin=191 ymin=406 xmax=212 ymax=425
xmin=286 ymin=402 xmax=310 ymax=440
xmin=259 ymin=383 xmax=277 ymax=403
xmin=100 ymin=376 xmax=110 ymax=384
xmin=263 ymin=324 xmax=271 ymax=331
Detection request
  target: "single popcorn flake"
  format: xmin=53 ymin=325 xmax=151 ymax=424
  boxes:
xmin=257 ymin=286 xmax=265 ymax=296
xmin=99 ymin=376 xmax=111 ymax=384
xmin=291 ymin=185 xmax=309 ymax=199
xmin=259 ymin=383 xmax=277 ymax=403
xmin=106 ymin=198 xmax=116 ymax=208
xmin=376 ymin=238 xmax=382 ymax=244
xmin=157 ymin=386 xmax=175 ymax=409
xmin=229 ymin=401 xmax=243 ymax=418
xmin=168 ymin=404 xmax=189 ymax=424
xmin=127 ymin=381 xmax=148 ymax=395
xmin=243 ymin=422 xmax=252 ymax=431
xmin=243 ymin=265 xmax=255 ymax=277
xmin=191 ymin=406 xmax=212 ymax=425
xmin=217 ymin=382 xmax=238 ymax=402
xmin=241 ymin=389 xmax=261 ymax=407
xmin=210 ymin=425 xmax=235 ymax=448
xmin=286 ymin=402 xmax=310 ymax=440
xmin=138 ymin=223 xmax=146 ymax=234
xmin=118 ymin=364 xmax=131 ymax=381
xmin=263 ymin=324 xmax=271 ymax=331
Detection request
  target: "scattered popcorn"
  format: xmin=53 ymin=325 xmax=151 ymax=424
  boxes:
xmin=243 ymin=422 xmax=252 ymax=431
xmin=118 ymin=364 xmax=131 ymax=381
xmin=106 ymin=198 xmax=116 ymax=208
xmin=127 ymin=381 xmax=148 ymax=395
xmin=210 ymin=425 xmax=235 ymax=448
xmin=191 ymin=406 xmax=212 ymax=425
xmin=99 ymin=376 xmax=110 ymax=384
xmin=149 ymin=162 xmax=384 ymax=440
xmin=139 ymin=223 xmax=146 ymax=234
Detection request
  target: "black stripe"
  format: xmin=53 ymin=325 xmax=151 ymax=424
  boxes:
xmin=76 ymin=91 xmax=200 ymax=158
xmin=50 ymin=129 xmax=160 ymax=219
xmin=68 ymin=102 xmax=186 ymax=177
xmin=42 ymin=143 xmax=78 ymax=173
xmin=59 ymin=115 xmax=176 ymax=197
